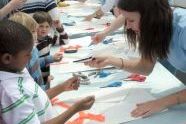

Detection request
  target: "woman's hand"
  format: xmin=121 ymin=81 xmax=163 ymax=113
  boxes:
xmin=131 ymin=99 xmax=167 ymax=118
xmin=84 ymin=56 xmax=111 ymax=68
xmin=91 ymin=31 xmax=107 ymax=44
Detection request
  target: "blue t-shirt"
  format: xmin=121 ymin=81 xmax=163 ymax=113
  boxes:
xmin=167 ymin=8 xmax=186 ymax=72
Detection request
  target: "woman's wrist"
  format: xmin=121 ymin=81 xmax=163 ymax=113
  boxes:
xmin=107 ymin=56 xmax=114 ymax=65
xmin=108 ymin=57 xmax=125 ymax=69
xmin=107 ymin=56 xmax=121 ymax=68
xmin=159 ymin=94 xmax=179 ymax=108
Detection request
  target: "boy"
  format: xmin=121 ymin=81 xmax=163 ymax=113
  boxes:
xmin=33 ymin=11 xmax=68 ymax=89
xmin=0 ymin=20 xmax=95 ymax=124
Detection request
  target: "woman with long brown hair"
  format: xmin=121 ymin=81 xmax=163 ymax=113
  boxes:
xmin=85 ymin=0 xmax=186 ymax=117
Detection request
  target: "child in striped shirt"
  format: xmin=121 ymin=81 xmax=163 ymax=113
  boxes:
xmin=33 ymin=11 xmax=68 ymax=89
xmin=0 ymin=19 xmax=95 ymax=124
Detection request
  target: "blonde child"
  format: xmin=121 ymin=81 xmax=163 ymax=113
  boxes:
xmin=9 ymin=12 xmax=63 ymax=91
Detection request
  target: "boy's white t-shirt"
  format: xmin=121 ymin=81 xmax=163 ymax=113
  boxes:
xmin=0 ymin=69 xmax=54 ymax=124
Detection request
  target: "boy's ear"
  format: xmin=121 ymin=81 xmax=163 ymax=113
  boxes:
xmin=1 ymin=53 xmax=13 ymax=65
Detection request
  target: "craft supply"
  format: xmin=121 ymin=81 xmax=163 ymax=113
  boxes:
xmin=73 ymin=56 xmax=95 ymax=63
xmin=123 ymin=74 xmax=146 ymax=82
xmin=102 ymin=38 xmax=113 ymax=44
xmin=100 ymin=81 xmax=122 ymax=88
xmin=64 ymin=49 xmax=77 ymax=53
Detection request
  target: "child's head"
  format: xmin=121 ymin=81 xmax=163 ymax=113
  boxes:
xmin=9 ymin=12 xmax=38 ymax=41
xmin=0 ymin=20 xmax=33 ymax=72
xmin=33 ymin=11 xmax=53 ymax=38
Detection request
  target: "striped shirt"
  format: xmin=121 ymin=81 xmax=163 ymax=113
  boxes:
xmin=36 ymin=36 xmax=53 ymax=86
xmin=26 ymin=47 xmax=53 ymax=90
xmin=19 ymin=0 xmax=60 ymax=21
xmin=36 ymin=27 xmax=68 ymax=86
xmin=0 ymin=69 xmax=54 ymax=124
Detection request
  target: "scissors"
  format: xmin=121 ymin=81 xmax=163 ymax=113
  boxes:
xmin=102 ymin=38 xmax=113 ymax=44
xmin=123 ymin=74 xmax=146 ymax=82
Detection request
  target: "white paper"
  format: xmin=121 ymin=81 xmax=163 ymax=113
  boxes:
xmin=57 ymin=84 xmax=134 ymax=103
xmin=66 ymin=36 xmax=92 ymax=47
xmin=101 ymin=89 xmax=156 ymax=124
xmin=51 ymin=62 xmax=97 ymax=74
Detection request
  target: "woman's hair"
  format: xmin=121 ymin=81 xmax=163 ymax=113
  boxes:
xmin=118 ymin=0 xmax=173 ymax=61
xmin=9 ymin=12 xmax=38 ymax=33
xmin=33 ymin=11 xmax=53 ymax=26
xmin=0 ymin=20 xmax=33 ymax=55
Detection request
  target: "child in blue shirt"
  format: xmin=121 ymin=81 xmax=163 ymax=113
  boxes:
xmin=9 ymin=12 xmax=63 ymax=90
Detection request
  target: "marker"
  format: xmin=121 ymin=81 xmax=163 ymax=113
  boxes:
xmin=73 ymin=56 xmax=95 ymax=63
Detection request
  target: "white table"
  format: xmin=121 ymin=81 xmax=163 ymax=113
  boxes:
xmin=50 ymin=37 xmax=186 ymax=124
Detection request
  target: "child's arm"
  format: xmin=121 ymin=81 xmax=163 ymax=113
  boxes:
xmin=45 ymin=96 xmax=95 ymax=124
xmin=53 ymin=21 xmax=69 ymax=45
xmin=46 ymin=76 xmax=80 ymax=99
xmin=0 ymin=0 xmax=26 ymax=20
xmin=39 ymin=52 xmax=62 ymax=67
xmin=39 ymin=55 xmax=54 ymax=68
xmin=48 ymin=6 xmax=69 ymax=45
xmin=84 ymin=8 xmax=104 ymax=21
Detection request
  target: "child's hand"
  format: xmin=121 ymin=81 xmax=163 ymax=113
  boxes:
xmin=47 ymin=75 xmax=54 ymax=84
xmin=62 ymin=76 xmax=80 ymax=91
xmin=53 ymin=53 xmax=63 ymax=62
xmin=74 ymin=96 xmax=95 ymax=112
xmin=53 ymin=20 xmax=61 ymax=29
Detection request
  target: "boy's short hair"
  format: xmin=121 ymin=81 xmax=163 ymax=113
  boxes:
xmin=33 ymin=11 xmax=53 ymax=26
xmin=0 ymin=20 xmax=33 ymax=55
xmin=9 ymin=12 xmax=38 ymax=33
